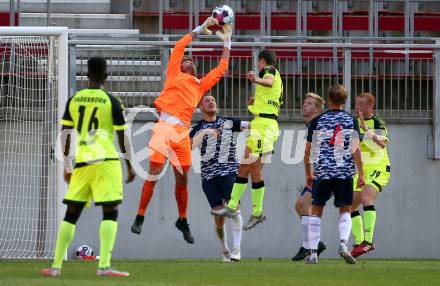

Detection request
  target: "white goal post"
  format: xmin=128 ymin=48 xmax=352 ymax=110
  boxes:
xmin=0 ymin=27 xmax=68 ymax=259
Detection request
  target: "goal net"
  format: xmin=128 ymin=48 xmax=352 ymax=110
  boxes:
xmin=0 ymin=27 xmax=68 ymax=259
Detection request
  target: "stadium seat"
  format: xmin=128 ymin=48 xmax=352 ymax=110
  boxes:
xmin=378 ymin=11 xmax=405 ymax=31
xmin=163 ymin=11 xmax=190 ymax=30
xmin=415 ymin=12 xmax=440 ymax=31
xmin=271 ymin=11 xmax=296 ymax=31
xmin=343 ymin=10 xmax=369 ymax=31
xmin=307 ymin=11 xmax=333 ymax=31
xmin=0 ymin=12 xmax=19 ymax=26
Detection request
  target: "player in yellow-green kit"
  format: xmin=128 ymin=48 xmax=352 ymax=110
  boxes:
xmin=41 ymin=57 xmax=136 ymax=277
xmin=212 ymin=49 xmax=283 ymax=230
xmin=350 ymin=92 xmax=391 ymax=258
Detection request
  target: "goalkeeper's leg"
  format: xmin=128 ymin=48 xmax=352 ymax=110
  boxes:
xmin=173 ymin=165 xmax=194 ymax=244
xmin=131 ymin=161 xmax=164 ymax=234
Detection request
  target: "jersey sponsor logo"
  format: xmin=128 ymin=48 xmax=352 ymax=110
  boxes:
xmin=267 ymin=99 xmax=279 ymax=108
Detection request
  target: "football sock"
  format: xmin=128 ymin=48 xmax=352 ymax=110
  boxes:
xmin=363 ymin=205 xmax=376 ymax=244
xmin=227 ymin=177 xmax=248 ymax=210
xmin=215 ymin=224 xmax=229 ymax=253
xmin=339 ymin=212 xmax=352 ymax=244
xmin=251 ymin=181 xmax=265 ymax=217
xmin=230 ymin=212 xmax=243 ymax=250
xmin=175 ymin=183 xmax=188 ymax=219
xmin=301 ymin=216 xmax=311 ymax=249
xmin=99 ymin=220 xmax=118 ymax=269
xmin=52 ymin=221 xmax=76 ymax=269
xmin=308 ymin=216 xmax=321 ymax=251
xmin=137 ymin=180 xmax=156 ymax=216
xmin=351 ymin=210 xmax=364 ymax=245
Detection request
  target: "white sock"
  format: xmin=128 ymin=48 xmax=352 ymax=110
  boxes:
xmin=308 ymin=216 xmax=321 ymax=251
xmin=230 ymin=212 xmax=242 ymax=250
xmin=301 ymin=216 xmax=311 ymax=249
xmin=339 ymin=212 xmax=352 ymax=244
xmin=215 ymin=224 xmax=229 ymax=253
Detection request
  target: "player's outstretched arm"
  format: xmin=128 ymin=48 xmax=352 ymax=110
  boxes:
xmin=200 ymin=24 xmax=232 ymax=92
xmin=167 ymin=17 xmax=217 ymax=78
xmin=116 ymin=130 xmax=136 ymax=183
xmin=166 ymin=34 xmax=193 ymax=78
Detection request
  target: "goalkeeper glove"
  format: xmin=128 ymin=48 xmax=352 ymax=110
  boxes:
xmin=193 ymin=17 xmax=217 ymax=35
xmin=216 ymin=23 xmax=233 ymax=49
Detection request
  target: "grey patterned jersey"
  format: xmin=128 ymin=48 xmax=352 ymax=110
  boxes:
xmin=307 ymin=109 xmax=360 ymax=180
xmin=190 ymin=116 xmax=241 ymax=181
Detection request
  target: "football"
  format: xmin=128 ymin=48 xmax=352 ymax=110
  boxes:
xmin=212 ymin=5 xmax=234 ymax=26
xmin=74 ymin=244 xmax=95 ymax=260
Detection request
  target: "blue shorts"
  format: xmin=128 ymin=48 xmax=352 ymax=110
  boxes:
xmin=201 ymin=174 xmax=236 ymax=209
xmin=312 ymin=178 xmax=353 ymax=207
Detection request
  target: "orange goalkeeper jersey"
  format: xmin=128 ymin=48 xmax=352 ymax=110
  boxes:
xmin=154 ymin=33 xmax=229 ymax=126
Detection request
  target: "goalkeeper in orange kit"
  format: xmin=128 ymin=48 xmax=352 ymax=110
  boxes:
xmin=130 ymin=18 xmax=233 ymax=244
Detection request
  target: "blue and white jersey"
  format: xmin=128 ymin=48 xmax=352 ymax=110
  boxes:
xmin=190 ymin=116 xmax=241 ymax=181
xmin=307 ymin=109 xmax=360 ymax=180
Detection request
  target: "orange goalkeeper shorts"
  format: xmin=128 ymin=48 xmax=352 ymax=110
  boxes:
xmin=149 ymin=120 xmax=192 ymax=167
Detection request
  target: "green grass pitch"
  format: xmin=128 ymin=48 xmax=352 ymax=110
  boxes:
xmin=1 ymin=259 xmax=439 ymax=286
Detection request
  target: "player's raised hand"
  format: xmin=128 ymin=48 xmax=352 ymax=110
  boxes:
xmin=192 ymin=16 xmax=217 ymax=35
xmin=201 ymin=17 xmax=217 ymax=35
xmin=216 ymin=23 xmax=233 ymax=41
xmin=126 ymin=165 xmax=136 ymax=183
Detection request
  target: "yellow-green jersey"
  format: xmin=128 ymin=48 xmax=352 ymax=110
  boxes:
xmin=248 ymin=65 xmax=283 ymax=117
xmin=359 ymin=115 xmax=390 ymax=167
xmin=61 ymin=88 xmax=127 ymax=166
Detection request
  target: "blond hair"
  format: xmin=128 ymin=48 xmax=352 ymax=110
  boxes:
xmin=305 ymin=92 xmax=325 ymax=111
xmin=357 ymin=92 xmax=376 ymax=107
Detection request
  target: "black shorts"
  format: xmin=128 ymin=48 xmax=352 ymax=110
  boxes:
xmin=201 ymin=174 xmax=236 ymax=209
xmin=312 ymin=178 xmax=353 ymax=207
